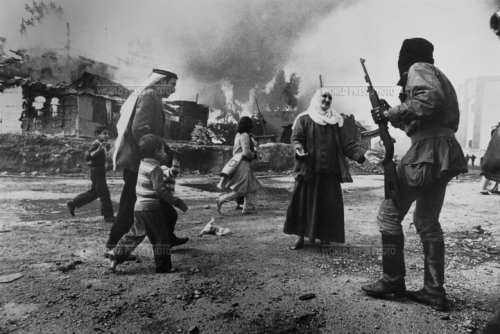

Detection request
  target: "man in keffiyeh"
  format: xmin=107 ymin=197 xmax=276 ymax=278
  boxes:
xmin=106 ymin=69 xmax=189 ymax=253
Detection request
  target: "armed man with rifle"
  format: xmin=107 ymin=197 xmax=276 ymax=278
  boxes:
xmin=360 ymin=38 xmax=468 ymax=312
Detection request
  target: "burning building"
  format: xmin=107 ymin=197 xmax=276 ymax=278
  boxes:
xmin=163 ymin=100 xmax=209 ymax=141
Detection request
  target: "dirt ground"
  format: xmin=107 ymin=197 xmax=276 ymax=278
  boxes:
xmin=0 ymin=167 xmax=499 ymax=334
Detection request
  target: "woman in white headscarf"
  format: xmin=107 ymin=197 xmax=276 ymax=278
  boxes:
xmin=284 ymin=89 xmax=380 ymax=250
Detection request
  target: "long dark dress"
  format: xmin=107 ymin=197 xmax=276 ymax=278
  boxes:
xmin=283 ymin=115 xmax=366 ymax=243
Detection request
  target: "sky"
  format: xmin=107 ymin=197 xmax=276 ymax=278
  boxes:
xmin=1 ymin=0 xmax=500 ymax=127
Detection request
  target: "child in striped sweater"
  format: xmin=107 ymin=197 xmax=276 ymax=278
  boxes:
xmin=107 ymin=134 xmax=188 ymax=273
xmin=161 ymin=154 xmax=180 ymax=194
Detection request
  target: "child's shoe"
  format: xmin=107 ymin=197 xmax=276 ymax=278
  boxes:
xmin=106 ymin=250 xmax=118 ymax=272
xmin=67 ymin=200 xmax=76 ymax=216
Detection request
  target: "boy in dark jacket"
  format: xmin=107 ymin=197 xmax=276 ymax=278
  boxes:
xmin=67 ymin=125 xmax=114 ymax=222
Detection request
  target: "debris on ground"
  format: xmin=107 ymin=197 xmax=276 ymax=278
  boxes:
xmin=0 ymin=273 xmax=23 ymax=283
xmin=298 ymin=293 xmax=316 ymax=301
xmin=199 ymin=218 xmax=231 ymax=236
xmin=56 ymin=260 xmax=83 ymax=273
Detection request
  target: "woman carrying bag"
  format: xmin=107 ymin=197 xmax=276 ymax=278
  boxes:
xmin=217 ymin=116 xmax=262 ymax=214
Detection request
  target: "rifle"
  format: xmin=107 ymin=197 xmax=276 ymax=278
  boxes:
xmin=360 ymin=58 xmax=399 ymax=201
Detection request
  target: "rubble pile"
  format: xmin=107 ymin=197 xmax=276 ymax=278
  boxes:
xmin=0 ymin=134 xmax=383 ymax=176
xmin=348 ymin=160 xmax=383 ymax=175
xmin=0 ymin=133 xmax=91 ymax=174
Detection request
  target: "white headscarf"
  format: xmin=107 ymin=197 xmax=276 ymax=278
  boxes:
xmin=292 ymin=88 xmax=344 ymax=130
xmin=112 ymin=72 xmax=165 ymax=170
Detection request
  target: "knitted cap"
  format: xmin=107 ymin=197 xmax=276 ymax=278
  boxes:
xmin=397 ymin=38 xmax=434 ymax=77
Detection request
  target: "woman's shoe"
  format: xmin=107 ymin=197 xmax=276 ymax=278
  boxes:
xmin=216 ymin=198 xmax=223 ymax=214
xmin=241 ymin=208 xmax=256 ymax=214
xmin=290 ymin=236 xmax=305 ymax=250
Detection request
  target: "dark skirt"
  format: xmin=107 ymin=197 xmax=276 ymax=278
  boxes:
xmin=283 ymin=173 xmax=345 ymax=243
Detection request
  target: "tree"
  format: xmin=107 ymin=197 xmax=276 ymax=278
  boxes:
xmin=266 ymin=69 xmax=300 ymax=111
xmin=284 ymin=73 xmax=300 ymax=110
xmin=20 ymin=1 xmax=64 ymax=36
xmin=267 ymin=69 xmax=287 ymax=111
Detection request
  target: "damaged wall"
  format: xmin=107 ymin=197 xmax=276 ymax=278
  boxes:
xmin=21 ymin=94 xmax=119 ymax=139
xmin=22 ymin=95 xmax=77 ymax=137
xmin=0 ymin=86 xmax=23 ymax=134
xmin=0 ymin=134 xmax=296 ymax=174
xmin=0 ymin=134 xmax=90 ymax=173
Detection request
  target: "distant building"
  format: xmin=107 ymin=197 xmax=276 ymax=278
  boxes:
xmin=254 ymin=110 xmax=297 ymax=143
xmin=163 ymin=101 xmax=209 ymax=141
xmin=456 ymin=76 xmax=500 ymax=157
xmin=1 ymin=72 xmax=129 ymax=138
xmin=341 ymin=114 xmax=370 ymax=149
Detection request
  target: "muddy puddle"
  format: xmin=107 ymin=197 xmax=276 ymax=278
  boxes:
xmin=1 ymin=198 xmax=113 ymax=225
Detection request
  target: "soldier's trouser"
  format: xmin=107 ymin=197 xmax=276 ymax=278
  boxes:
xmin=377 ymin=172 xmax=455 ymax=242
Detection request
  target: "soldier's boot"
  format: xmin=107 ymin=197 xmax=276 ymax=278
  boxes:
xmin=406 ymin=240 xmax=448 ymax=311
xmin=362 ymin=234 xmax=406 ymax=299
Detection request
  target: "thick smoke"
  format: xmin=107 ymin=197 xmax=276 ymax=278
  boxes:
xmin=178 ymin=1 xmax=347 ymax=106
xmin=126 ymin=0 xmax=357 ymax=113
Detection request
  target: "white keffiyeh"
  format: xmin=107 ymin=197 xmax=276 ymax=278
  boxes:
xmin=112 ymin=72 xmax=165 ymax=170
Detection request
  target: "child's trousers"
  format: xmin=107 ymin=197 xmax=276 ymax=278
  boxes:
xmin=113 ymin=210 xmax=172 ymax=272
xmin=73 ymin=166 xmax=114 ymax=219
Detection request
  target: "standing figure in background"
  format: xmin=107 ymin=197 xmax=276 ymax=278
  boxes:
xmin=479 ymin=124 xmax=500 ymax=195
xmin=67 ymin=125 xmax=114 ymax=222
xmin=470 ymin=154 xmax=476 ymax=167
xmin=283 ymin=89 xmax=380 ymax=250
xmin=217 ymin=116 xmax=262 ymax=214
xmin=361 ymin=38 xmax=468 ymax=312
xmin=465 ymin=154 xmax=470 ymax=165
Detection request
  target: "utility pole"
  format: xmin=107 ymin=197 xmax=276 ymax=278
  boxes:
xmin=255 ymin=98 xmax=265 ymax=135
xmin=319 ymin=75 xmax=323 ymax=88
xmin=195 ymin=93 xmax=199 ymax=104
xmin=65 ymin=22 xmax=70 ymax=84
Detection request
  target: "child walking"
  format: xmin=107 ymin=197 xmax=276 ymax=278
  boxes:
xmin=67 ymin=125 xmax=114 ymax=222
xmin=107 ymin=134 xmax=188 ymax=273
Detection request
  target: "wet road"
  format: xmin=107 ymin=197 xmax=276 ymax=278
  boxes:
xmin=0 ymin=174 xmax=384 ymax=227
